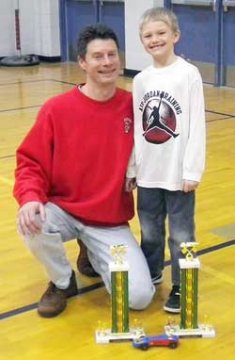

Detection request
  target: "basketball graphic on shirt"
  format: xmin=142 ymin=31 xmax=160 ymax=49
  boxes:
xmin=142 ymin=95 xmax=178 ymax=144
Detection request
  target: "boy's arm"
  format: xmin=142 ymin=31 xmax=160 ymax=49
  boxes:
xmin=125 ymin=148 xmax=136 ymax=192
xmin=183 ymin=74 xmax=206 ymax=184
xmin=126 ymin=147 xmax=136 ymax=179
xmin=125 ymin=73 xmax=145 ymax=192
xmin=182 ymin=180 xmax=199 ymax=193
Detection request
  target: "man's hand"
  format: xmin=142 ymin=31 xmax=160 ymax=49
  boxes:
xmin=17 ymin=201 xmax=46 ymax=236
xmin=182 ymin=180 xmax=199 ymax=193
xmin=125 ymin=177 xmax=137 ymax=192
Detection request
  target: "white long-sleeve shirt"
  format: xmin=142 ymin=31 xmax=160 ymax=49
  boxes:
xmin=130 ymin=56 xmax=206 ymax=191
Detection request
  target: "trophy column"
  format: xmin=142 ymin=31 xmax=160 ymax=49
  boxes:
xmin=96 ymin=245 xmax=145 ymax=343
xmin=165 ymin=242 xmax=215 ymax=338
xmin=180 ymin=248 xmax=199 ymax=330
xmin=111 ymin=260 xmax=129 ymax=333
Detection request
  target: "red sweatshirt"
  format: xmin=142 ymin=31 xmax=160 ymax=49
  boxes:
xmin=13 ymin=87 xmax=134 ymax=225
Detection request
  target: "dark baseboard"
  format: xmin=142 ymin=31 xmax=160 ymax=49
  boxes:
xmin=38 ymin=56 xmax=61 ymax=63
xmin=123 ymin=68 xmax=140 ymax=78
xmin=0 ymin=54 xmax=61 ymax=65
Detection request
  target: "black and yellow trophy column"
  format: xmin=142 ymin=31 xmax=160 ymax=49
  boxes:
xmin=165 ymin=242 xmax=215 ymax=338
xmin=96 ymin=244 xmax=145 ymax=343
xmin=111 ymin=269 xmax=129 ymax=333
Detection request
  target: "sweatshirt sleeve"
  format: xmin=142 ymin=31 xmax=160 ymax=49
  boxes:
xmin=183 ymin=71 xmax=206 ymax=182
xmin=13 ymin=105 xmax=54 ymax=206
xmin=126 ymin=148 xmax=136 ymax=178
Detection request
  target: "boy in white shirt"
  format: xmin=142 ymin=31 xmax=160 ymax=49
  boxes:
xmin=127 ymin=8 xmax=206 ymax=313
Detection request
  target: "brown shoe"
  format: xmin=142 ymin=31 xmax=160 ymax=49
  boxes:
xmin=77 ymin=239 xmax=99 ymax=277
xmin=38 ymin=271 xmax=78 ymax=318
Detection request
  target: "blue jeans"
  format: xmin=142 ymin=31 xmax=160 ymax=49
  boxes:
xmin=137 ymin=187 xmax=195 ymax=286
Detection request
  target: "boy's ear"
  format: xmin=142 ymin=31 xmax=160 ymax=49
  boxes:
xmin=174 ymin=31 xmax=181 ymax=44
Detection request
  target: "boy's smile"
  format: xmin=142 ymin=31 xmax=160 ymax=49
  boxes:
xmin=140 ymin=20 xmax=180 ymax=67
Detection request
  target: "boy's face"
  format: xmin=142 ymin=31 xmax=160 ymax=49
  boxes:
xmin=79 ymin=39 xmax=120 ymax=86
xmin=140 ymin=20 xmax=180 ymax=62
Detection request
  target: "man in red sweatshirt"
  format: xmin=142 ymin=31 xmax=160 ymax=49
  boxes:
xmin=14 ymin=24 xmax=155 ymax=318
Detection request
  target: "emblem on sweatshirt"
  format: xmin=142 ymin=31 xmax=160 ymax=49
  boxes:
xmin=141 ymin=91 xmax=180 ymax=144
xmin=123 ymin=117 xmax=132 ymax=133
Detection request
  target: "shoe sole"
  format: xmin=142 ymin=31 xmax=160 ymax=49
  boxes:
xmin=37 ymin=303 xmax=67 ymax=318
xmin=152 ymin=279 xmax=163 ymax=285
xmin=163 ymin=305 xmax=180 ymax=313
xmin=152 ymin=275 xmax=163 ymax=285
xmin=78 ymin=267 xmax=100 ymax=277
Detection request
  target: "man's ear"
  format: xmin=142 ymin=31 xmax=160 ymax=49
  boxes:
xmin=78 ymin=56 xmax=86 ymax=71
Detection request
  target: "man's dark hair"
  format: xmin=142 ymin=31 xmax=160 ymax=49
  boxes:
xmin=77 ymin=24 xmax=119 ymax=59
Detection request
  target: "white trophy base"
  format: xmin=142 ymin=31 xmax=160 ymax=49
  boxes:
xmin=165 ymin=324 xmax=216 ymax=338
xmin=96 ymin=327 xmax=145 ymax=344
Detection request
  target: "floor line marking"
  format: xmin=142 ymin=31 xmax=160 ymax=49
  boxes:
xmin=0 ymin=239 xmax=234 ymax=321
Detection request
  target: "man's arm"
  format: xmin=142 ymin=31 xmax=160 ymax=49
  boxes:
xmin=17 ymin=201 xmax=46 ymax=236
xmin=13 ymin=106 xmax=53 ymax=206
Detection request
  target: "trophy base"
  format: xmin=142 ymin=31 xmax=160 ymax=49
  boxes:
xmin=96 ymin=327 xmax=145 ymax=344
xmin=165 ymin=324 xmax=215 ymax=338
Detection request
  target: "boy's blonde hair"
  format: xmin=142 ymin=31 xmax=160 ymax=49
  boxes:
xmin=139 ymin=7 xmax=180 ymax=34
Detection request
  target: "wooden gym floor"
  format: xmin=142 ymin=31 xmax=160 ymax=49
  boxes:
xmin=0 ymin=62 xmax=234 ymax=360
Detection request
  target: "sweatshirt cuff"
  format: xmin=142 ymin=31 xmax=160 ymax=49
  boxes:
xmin=183 ymin=171 xmax=202 ymax=182
xmin=18 ymin=191 xmax=47 ymax=206
xmin=126 ymin=165 xmax=136 ymax=178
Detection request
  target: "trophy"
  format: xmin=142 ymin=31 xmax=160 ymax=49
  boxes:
xmin=96 ymin=244 xmax=145 ymax=343
xmin=165 ymin=242 xmax=215 ymax=338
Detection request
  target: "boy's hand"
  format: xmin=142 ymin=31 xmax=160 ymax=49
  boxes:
xmin=17 ymin=201 xmax=46 ymax=236
xmin=125 ymin=177 xmax=137 ymax=192
xmin=182 ymin=180 xmax=199 ymax=193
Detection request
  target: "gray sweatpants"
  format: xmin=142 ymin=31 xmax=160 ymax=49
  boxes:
xmin=20 ymin=202 xmax=155 ymax=310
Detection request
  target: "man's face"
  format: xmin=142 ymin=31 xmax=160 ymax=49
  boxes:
xmin=79 ymin=39 xmax=120 ymax=85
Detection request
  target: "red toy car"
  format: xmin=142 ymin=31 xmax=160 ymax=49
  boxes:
xmin=132 ymin=334 xmax=179 ymax=350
